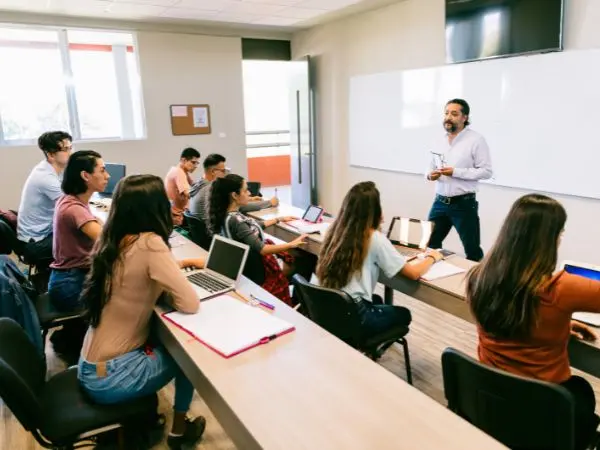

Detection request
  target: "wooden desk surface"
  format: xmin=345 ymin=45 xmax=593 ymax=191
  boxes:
xmin=160 ymin=233 xmax=505 ymax=449
xmin=247 ymin=205 xmax=600 ymax=377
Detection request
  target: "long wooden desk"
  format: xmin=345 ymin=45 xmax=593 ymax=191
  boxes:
xmin=90 ymin=203 xmax=504 ymax=449
xmin=161 ymin=236 xmax=504 ymax=449
xmin=248 ymin=205 xmax=600 ymax=379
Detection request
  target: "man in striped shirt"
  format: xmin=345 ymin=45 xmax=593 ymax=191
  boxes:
xmin=188 ymin=154 xmax=278 ymax=223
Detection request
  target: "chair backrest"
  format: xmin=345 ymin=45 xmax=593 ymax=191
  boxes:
xmin=183 ymin=213 xmax=212 ymax=251
xmin=0 ymin=318 xmax=46 ymax=432
xmin=441 ymin=347 xmax=575 ymax=450
xmin=247 ymin=181 xmax=262 ymax=197
xmin=242 ymin=248 xmax=266 ymax=286
xmin=292 ymin=274 xmax=363 ymax=347
xmin=0 ymin=218 xmax=17 ymax=254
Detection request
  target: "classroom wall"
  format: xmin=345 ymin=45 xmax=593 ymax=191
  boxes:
xmin=292 ymin=0 xmax=600 ymax=263
xmin=1 ymin=29 xmax=248 ymax=209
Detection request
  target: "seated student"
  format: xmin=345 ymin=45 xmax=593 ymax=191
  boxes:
xmin=208 ymin=174 xmax=311 ymax=305
xmin=17 ymin=131 xmax=72 ymax=266
xmin=316 ymin=181 xmax=442 ymax=338
xmin=48 ymin=150 xmax=108 ymax=312
xmin=467 ymin=193 xmax=600 ymax=450
xmin=165 ymin=147 xmax=200 ymax=226
xmin=188 ymin=153 xmax=277 ymax=221
xmin=78 ymin=174 xmax=206 ymax=449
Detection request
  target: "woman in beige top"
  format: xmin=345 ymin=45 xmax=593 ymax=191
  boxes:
xmin=77 ymin=174 xmax=206 ymax=450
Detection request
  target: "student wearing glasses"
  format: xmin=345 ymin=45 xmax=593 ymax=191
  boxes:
xmin=165 ymin=147 xmax=200 ymax=226
xmin=17 ymin=131 xmax=73 ymax=267
xmin=188 ymin=153 xmax=278 ymax=222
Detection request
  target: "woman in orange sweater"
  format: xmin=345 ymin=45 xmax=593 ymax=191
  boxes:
xmin=467 ymin=193 xmax=600 ymax=449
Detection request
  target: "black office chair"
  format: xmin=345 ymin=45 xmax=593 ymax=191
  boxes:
xmin=0 ymin=317 xmax=158 ymax=449
xmin=292 ymin=274 xmax=412 ymax=384
xmin=183 ymin=213 xmax=212 ymax=251
xmin=34 ymin=292 xmax=84 ymax=349
xmin=247 ymin=181 xmax=262 ymax=197
xmin=0 ymin=216 xmax=51 ymax=290
xmin=441 ymin=347 xmax=600 ymax=450
xmin=242 ymin=249 xmax=266 ymax=286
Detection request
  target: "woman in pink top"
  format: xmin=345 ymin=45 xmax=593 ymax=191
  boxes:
xmin=78 ymin=175 xmax=207 ymax=449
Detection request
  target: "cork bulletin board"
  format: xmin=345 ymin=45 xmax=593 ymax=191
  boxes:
xmin=170 ymin=104 xmax=211 ymax=136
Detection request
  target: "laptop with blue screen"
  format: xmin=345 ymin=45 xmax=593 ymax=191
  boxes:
xmin=561 ymin=260 xmax=600 ymax=326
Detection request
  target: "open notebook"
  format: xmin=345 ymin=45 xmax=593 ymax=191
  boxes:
xmin=420 ymin=260 xmax=467 ymax=281
xmin=162 ymin=294 xmax=295 ymax=358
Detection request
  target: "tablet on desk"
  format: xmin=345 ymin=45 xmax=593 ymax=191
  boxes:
xmin=287 ymin=205 xmax=327 ymax=234
xmin=561 ymin=260 xmax=600 ymax=326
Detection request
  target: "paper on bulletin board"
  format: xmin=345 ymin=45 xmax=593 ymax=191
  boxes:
xmin=171 ymin=106 xmax=188 ymax=117
xmin=193 ymin=107 xmax=209 ymax=128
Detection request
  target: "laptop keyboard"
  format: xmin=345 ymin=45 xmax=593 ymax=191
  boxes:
xmin=187 ymin=272 xmax=230 ymax=293
xmin=397 ymin=247 xmax=422 ymax=258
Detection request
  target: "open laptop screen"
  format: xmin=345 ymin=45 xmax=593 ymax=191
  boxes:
xmin=564 ymin=263 xmax=600 ymax=281
xmin=104 ymin=163 xmax=126 ymax=195
xmin=206 ymin=237 xmax=248 ymax=280
xmin=387 ymin=217 xmax=432 ymax=249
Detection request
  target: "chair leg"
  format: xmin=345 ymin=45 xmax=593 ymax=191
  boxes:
xmin=400 ymin=338 xmax=413 ymax=385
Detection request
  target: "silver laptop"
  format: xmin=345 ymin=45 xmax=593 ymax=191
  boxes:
xmin=185 ymin=235 xmax=249 ymax=301
xmin=386 ymin=217 xmax=433 ymax=260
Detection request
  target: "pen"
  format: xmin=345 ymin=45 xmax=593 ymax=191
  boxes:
xmin=274 ymin=187 xmax=278 ymax=198
xmin=250 ymin=294 xmax=275 ymax=310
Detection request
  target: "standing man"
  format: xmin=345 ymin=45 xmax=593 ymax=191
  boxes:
xmin=165 ymin=147 xmax=201 ymax=226
xmin=17 ymin=131 xmax=73 ymax=266
xmin=426 ymin=99 xmax=492 ymax=261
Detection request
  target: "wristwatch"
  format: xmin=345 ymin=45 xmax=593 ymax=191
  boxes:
xmin=275 ymin=218 xmax=280 ymax=224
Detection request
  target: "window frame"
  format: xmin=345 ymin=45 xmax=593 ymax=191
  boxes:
xmin=0 ymin=23 xmax=146 ymax=146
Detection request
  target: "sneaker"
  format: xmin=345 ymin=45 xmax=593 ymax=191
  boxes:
xmin=167 ymin=416 xmax=207 ymax=450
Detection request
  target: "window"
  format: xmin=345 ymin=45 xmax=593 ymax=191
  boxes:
xmin=242 ymin=60 xmax=291 ymax=158
xmin=0 ymin=25 xmax=145 ymax=145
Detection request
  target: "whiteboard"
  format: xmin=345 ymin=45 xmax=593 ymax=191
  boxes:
xmin=349 ymin=49 xmax=600 ymax=199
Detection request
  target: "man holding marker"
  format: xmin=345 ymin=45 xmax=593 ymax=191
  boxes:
xmin=426 ymin=98 xmax=493 ymax=262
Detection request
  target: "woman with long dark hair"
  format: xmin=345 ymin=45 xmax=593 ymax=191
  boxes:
xmin=468 ymin=193 xmax=600 ymax=449
xmin=78 ymin=174 xmax=207 ymax=449
xmin=317 ymin=181 xmax=442 ymax=338
xmin=208 ymin=174 xmax=311 ymax=305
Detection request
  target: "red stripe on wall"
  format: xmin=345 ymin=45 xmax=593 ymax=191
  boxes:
xmin=247 ymin=155 xmax=291 ymax=187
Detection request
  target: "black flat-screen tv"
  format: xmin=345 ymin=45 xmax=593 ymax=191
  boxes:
xmin=445 ymin=0 xmax=564 ymax=64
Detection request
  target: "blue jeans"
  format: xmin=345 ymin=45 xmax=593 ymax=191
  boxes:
xmin=48 ymin=268 xmax=88 ymax=312
xmin=78 ymin=346 xmax=194 ymax=413
xmin=428 ymin=194 xmax=483 ymax=262
xmin=356 ymin=299 xmax=412 ymax=338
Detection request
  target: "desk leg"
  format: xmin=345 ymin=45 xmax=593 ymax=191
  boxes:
xmin=384 ymin=285 xmax=394 ymax=305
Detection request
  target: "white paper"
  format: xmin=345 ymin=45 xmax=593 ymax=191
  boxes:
xmin=421 ymin=261 xmax=467 ymax=281
xmin=164 ymin=294 xmax=294 ymax=357
xmin=192 ymin=106 xmax=208 ymax=128
xmin=169 ymin=233 xmax=187 ymax=248
xmin=288 ymin=221 xmax=330 ymax=235
xmin=171 ymin=105 xmax=187 ymax=117
xmin=573 ymin=312 xmax=600 ymax=327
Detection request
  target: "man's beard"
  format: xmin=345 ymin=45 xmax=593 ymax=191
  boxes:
xmin=444 ymin=121 xmax=457 ymax=133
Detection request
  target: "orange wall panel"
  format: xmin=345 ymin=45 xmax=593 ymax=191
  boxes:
xmin=247 ymin=155 xmax=291 ymax=187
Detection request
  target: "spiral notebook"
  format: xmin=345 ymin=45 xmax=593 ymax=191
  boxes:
xmin=162 ymin=294 xmax=295 ymax=358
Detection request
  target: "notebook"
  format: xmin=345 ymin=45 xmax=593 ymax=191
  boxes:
xmin=420 ymin=260 xmax=467 ymax=281
xmin=162 ymin=294 xmax=295 ymax=358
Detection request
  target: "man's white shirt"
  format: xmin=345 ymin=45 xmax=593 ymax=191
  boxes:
xmin=427 ymin=127 xmax=493 ymax=197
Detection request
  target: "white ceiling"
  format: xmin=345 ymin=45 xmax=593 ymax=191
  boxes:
xmin=0 ymin=0 xmax=395 ymax=30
